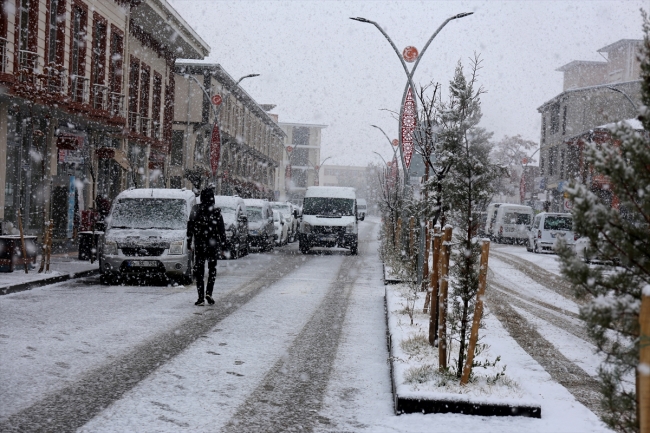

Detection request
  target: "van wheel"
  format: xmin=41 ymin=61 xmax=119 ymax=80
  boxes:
xmin=300 ymin=243 xmax=310 ymax=254
xmin=350 ymin=245 xmax=358 ymax=255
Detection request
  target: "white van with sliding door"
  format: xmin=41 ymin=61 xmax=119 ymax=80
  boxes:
xmin=488 ymin=203 xmax=534 ymax=244
xmin=526 ymin=212 xmax=577 ymax=253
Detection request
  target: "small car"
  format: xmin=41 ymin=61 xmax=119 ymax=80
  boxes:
xmin=213 ymin=195 xmax=248 ymax=259
xmin=271 ymin=202 xmax=298 ymax=243
xmin=273 ymin=210 xmax=288 ymax=246
xmin=244 ymin=199 xmax=275 ymax=252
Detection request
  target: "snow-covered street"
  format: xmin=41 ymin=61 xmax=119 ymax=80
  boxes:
xmin=0 ymin=219 xmax=614 ymax=432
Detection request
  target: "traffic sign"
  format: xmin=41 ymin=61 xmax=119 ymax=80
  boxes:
xmin=391 ymin=139 xmax=399 ymax=147
xmin=403 ymin=46 xmax=419 ymax=63
xmin=286 ymin=146 xmax=293 ymax=153
xmin=211 ymin=94 xmax=223 ymax=106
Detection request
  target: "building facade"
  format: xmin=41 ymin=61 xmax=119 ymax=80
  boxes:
xmin=277 ymin=122 xmax=326 ymax=205
xmin=0 ymin=0 xmax=208 ymax=238
xmin=173 ymin=63 xmax=285 ymax=199
xmin=537 ymin=39 xmax=642 ymax=212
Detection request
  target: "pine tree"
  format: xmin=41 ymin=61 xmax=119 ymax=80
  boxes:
xmin=556 ymin=13 xmax=650 ymax=433
xmin=436 ymin=56 xmax=502 ymax=376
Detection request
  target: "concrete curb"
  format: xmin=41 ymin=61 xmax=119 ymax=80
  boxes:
xmin=0 ymin=268 xmax=100 ymax=296
xmin=384 ymin=285 xmax=542 ymax=418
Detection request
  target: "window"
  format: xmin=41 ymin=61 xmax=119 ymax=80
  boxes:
xmin=541 ymin=115 xmax=546 ymax=144
xmin=128 ymin=56 xmax=139 ymax=115
xmin=548 ymin=147 xmax=556 ymax=176
xmin=550 ymin=102 xmax=560 ymax=135
xmin=562 ymin=106 xmax=567 ymax=135
xmin=91 ymin=15 xmax=107 ymax=85
xmin=171 ymin=130 xmax=184 ymax=166
xmin=560 ymin=149 xmax=565 ymax=179
xmin=152 ymin=72 xmax=162 ymax=127
xmin=108 ymin=29 xmax=123 ymax=94
xmin=139 ymin=64 xmax=150 ymax=118
xmin=70 ymin=5 xmax=87 ymax=77
xmin=18 ymin=0 xmax=31 ymax=53
xmin=540 ymin=155 xmax=545 ymax=175
xmin=47 ymin=0 xmax=64 ymax=65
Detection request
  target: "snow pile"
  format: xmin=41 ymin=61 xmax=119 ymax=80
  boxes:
xmin=386 ymin=283 xmax=538 ymax=407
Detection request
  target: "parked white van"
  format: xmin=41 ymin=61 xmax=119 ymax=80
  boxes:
xmin=99 ymin=188 xmax=196 ymax=284
xmin=526 ymin=212 xmax=576 ymax=253
xmin=486 ymin=203 xmax=533 ymax=243
xmin=298 ymin=186 xmax=359 ymax=255
xmin=357 ymin=199 xmax=367 ymax=219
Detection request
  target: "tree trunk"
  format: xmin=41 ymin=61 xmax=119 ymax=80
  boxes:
xmin=457 ymin=299 xmax=469 ymax=378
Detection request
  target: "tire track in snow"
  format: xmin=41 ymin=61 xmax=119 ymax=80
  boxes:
xmin=220 ymin=229 xmax=370 ymax=433
xmin=490 ymin=248 xmax=581 ymax=304
xmin=0 ymin=250 xmax=314 ymax=433
xmin=485 ymin=272 xmax=602 ymax=418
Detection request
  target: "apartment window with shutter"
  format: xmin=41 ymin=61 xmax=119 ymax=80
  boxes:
xmin=171 ymin=130 xmax=184 ymax=166
xmin=562 ymin=106 xmax=567 ymax=135
xmin=47 ymin=0 xmax=66 ymax=65
xmin=550 ymin=102 xmax=560 ymax=135
xmin=152 ymin=72 xmax=162 ymax=124
xmin=70 ymin=5 xmax=87 ymax=77
xmin=139 ymin=64 xmax=150 ymax=118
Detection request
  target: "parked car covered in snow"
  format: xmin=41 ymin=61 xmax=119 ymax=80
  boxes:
xmin=244 ymin=199 xmax=275 ymax=251
xmin=273 ymin=210 xmax=288 ymax=246
xmin=99 ymin=188 xmax=195 ymax=284
xmin=213 ymin=195 xmax=248 ymax=259
xmin=271 ymin=201 xmax=298 ymax=243
xmin=526 ymin=212 xmax=577 ymax=253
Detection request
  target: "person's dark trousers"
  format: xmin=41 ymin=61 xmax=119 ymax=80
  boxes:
xmin=194 ymin=251 xmax=218 ymax=299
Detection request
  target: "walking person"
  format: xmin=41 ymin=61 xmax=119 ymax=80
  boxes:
xmin=187 ymin=187 xmax=225 ymax=306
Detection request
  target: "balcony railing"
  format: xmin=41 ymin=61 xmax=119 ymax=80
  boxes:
xmin=92 ymin=84 xmax=108 ymax=110
xmin=0 ymin=38 xmax=7 ymax=73
xmin=109 ymin=92 xmax=125 ymax=118
xmin=140 ymin=117 xmax=152 ymax=137
xmin=43 ymin=64 xmax=66 ymax=94
xmin=70 ymin=75 xmax=89 ymax=103
xmin=19 ymin=49 xmax=38 ymax=72
xmin=152 ymin=121 xmax=161 ymax=140
xmin=128 ymin=111 xmax=139 ymax=132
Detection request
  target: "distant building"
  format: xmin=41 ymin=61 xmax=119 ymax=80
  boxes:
xmin=173 ymin=63 xmax=285 ymax=199
xmin=277 ymin=122 xmax=327 ymax=205
xmin=537 ymin=39 xmax=642 ymax=212
xmin=321 ymin=165 xmax=367 ymax=193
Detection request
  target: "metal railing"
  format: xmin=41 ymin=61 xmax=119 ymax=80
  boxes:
xmin=0 ymin=38 xmax=7 ymax=73
xmin=18 ymin=49 xmax=38 ymax=72
xmin=128 ymin=111 xmax=139 ymax=132
xmin=70 ymin=75 xmax=89 ymax=103
xmin=109 ymin=92 xmax=125 ymax=118
xmin=92 ymin=84 xmax=108 ymax=110
xmin=139 ymin=116 xmax=152 ymax=137
xmin=43 ymin=64 xmax=66 ymax=94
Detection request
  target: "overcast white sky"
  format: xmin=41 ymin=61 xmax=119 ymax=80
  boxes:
xmin=168 ymin=0 xmax=646 ymax=166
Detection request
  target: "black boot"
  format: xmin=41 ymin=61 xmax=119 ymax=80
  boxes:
xmin=206 ymin=295 xmax=215 ymax=305
xmin=196 ymin=285 xmax=205 ymax=306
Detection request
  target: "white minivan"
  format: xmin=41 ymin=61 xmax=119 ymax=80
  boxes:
xmin=298 ymin=186 xmax=359 ymax=255
xmin=526 ymin=212 xmax=576 ymax=253
xmin=486 ymin=203 xmax=533 ymax=244
xmin=99 ymin=188 xmax=196 ymax=284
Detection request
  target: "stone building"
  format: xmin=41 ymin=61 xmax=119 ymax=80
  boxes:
xmin=0 ymin=0 xmax=208 ymax=239
xmin=537 ymin=39 xmax=642 ymax=212
xmin=173 ymin=63 xmax=285 ymax=199
xmin=277 ymin=122 xmax=326 ymax=205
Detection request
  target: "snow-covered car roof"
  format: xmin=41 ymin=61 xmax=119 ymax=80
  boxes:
xmin=304 ymin=186 xmax=356 ymax=199
xmin=115 ymin=188 xmax=195 ymax=201
xmin=243 ymin=199 xmax=268 ymax=208
xmin=214 ymin=195 xmax=246 ymax=211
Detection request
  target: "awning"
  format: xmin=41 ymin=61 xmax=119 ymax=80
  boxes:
xmin=96 ymin=147 xmax=130 ymax=170
xmin=56 ymin=134 xmax=84 ymax=150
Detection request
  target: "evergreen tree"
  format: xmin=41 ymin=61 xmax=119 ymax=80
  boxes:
xmin=556 ymin=13 xmax=650 ymax=433
xmin=437 ymin=56 xmax=502 ymax=376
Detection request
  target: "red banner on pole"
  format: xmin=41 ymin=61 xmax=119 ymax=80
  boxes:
xmin=210 ymin=121 xmax=221 ymax=176
xmin=401 ymin=87 xmax=416 ymax=169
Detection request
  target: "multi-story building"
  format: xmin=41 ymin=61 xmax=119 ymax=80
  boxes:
xmin=536 ymin=39 xmax=642 ymax=212
xmin=0 ymin=0 xmax=208 ymax=239
xmin=173 ymin=63 xmax=285 ymax=199
xmin=277 ymin=122 xmax=326 ymax=204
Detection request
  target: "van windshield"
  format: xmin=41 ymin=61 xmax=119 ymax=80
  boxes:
xmin=303 ymin=197 xmax=354 ymax=217
xmin=110 ymin=199 xmax=186 ymax=230
xmin=504 ymin=212 xmax=531 ymax=225
xmin=544 ymin=216 xmax=573 ymax=231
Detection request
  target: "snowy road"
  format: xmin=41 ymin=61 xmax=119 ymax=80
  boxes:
xmin=1 ymin=223 xmax=613 ymax=432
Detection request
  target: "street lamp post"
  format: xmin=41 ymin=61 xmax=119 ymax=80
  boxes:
xmin=351 ymin=12 xmax=473 ymax=187
xmin=307 ymin=156 xmax=332 ymax=186
xmin=184 ymin=73 xmax=259 ymax=190
xmin=605 ymin=86 xmax=639 ymax=111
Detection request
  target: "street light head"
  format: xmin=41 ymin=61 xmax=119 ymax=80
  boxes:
xmin=454 ymin=12 xmax=474 ymax=19
xmin=350 ymin=17 xmax=371 ymax=23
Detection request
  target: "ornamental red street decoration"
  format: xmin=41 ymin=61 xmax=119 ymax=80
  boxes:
xmin=401 ymin=87 xmax=416 ymax=169
xmin=210 ymin=121 xmax=222 ymax=176
xmin=211 ymin=94 xmax=222 ymax=106
xmin=391 ymin=139 xmax=399 ymax=147
xmin=403 ymin=46 xmax=419 ymax=63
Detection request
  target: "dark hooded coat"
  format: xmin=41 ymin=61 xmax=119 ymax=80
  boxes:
xmin=187 ymin=188 xmax=226 ymax=254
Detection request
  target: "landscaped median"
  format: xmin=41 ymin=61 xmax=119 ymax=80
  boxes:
xmin=385 ymin=282 xmax=542 ymax=418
